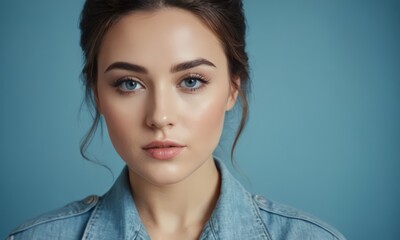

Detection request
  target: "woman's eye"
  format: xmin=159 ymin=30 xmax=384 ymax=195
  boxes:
xmin=114 ymin=78 xmax=143 ymax=92
xmin=179 ymin=77 xmax=206 ymax=91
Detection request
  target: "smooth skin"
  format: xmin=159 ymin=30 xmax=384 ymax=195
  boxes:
xmin=96 ymin=8 xmax=239 ymax=240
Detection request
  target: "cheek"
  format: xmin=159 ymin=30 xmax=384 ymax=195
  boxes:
xmin=183 ymin=91 xmax=228 ymax=149
xmin=99 ymin=96 xmax=144 ymax=151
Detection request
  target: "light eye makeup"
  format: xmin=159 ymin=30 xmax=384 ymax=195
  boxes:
xmin=110 ymin=73 xmax=210 ymax=95
xmin=112 ymin=77 xmax=144 ymax=94
xmin=178 ymin=73 xmax=210 ymax=93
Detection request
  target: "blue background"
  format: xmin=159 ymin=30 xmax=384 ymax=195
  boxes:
xmin=1 ymin=1 xmax=399 ymax=239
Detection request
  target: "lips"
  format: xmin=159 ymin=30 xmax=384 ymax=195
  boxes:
xmin=142 ymin=141 xmax=185 ymax=160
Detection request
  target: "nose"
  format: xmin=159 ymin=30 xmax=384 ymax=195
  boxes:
xmin=145 ymin=87 xmax=176 ymax=130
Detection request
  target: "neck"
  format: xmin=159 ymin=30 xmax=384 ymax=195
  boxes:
xmin=128 ymin=157 xmax=220 ymax=233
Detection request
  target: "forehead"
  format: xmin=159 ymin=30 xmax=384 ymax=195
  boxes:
xmin=97 ymin=8 xmax=227 ymax=72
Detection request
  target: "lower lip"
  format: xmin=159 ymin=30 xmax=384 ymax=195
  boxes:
xmin=144 ymin=147 xmax=184 ymax=160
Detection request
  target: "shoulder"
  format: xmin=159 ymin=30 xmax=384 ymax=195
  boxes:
xmin=7 ymin=195 xmax=99 ymax=240
xmin=252 ymin=194 xmax=346 ymax=240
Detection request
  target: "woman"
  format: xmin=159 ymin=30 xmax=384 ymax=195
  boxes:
xmin=8 ymin=0 xmax=345 ymax=239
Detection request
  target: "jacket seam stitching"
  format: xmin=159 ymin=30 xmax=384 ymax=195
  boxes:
xmin=248 ymin=193 xmax=273 ymax=240
xmin=81 ymin=196 xmax=104 ymax=240
xmin=258 ymin=205 xmax=343 ymax=239
xmin=9 ymin=203 xmax=96 ymax=235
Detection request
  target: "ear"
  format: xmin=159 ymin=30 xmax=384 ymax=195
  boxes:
xmin=226 ymin=76 xmax=240 ymax=111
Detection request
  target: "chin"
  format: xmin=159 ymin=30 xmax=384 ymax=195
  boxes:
xmin=148 ymin=174 xmax=192 ymax=186
xmin=127 ymin=159 xmax=202 ymax=186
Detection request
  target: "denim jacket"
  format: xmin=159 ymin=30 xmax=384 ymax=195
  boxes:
xmin=8 ymin=159 xmax=345 ymax=239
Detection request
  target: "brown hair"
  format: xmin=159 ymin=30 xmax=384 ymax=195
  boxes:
xmin=79 ymin=0 xmax=250 ymax=162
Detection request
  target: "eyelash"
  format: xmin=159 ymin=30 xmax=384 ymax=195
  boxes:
xmin=178 ymin=73 xmax=209 ymax=93
xmin=111 ymin=73 xmax=210 ymax=95
xmin=112 ymin=77 xmax=144 ymax=95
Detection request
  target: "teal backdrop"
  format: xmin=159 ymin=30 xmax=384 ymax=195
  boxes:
xmin=1 ymin=1 xmax=399 ymax=239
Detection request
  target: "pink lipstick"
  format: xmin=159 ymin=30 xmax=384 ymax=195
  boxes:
xmin=142 ymin=141 xmax=185 ymax=160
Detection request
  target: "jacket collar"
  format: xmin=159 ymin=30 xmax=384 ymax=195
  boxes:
xmin=203 ymin=158 xmax=270 ymax=239
xmin=82 ymin=167 xmax=149 ymax=239
xmin=82 ymin=158 xmax=270 ymax=239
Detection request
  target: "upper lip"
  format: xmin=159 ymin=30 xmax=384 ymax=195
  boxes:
xmin=142 ymin=140 xmax=185 ymax=149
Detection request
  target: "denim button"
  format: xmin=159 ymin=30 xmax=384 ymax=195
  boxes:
xmin=84 ymin=195 xmax=97 ymax=205
xmin=255 ymin=195 xmax=267 ymax=204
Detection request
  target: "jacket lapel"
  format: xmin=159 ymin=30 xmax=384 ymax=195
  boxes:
xmin=81 ymin=167 xmax=149 ymax=240
xmin=203 ymin=158 xmax=272 ymax=240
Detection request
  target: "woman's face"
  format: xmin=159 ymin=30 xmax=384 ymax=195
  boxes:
xmin=96 ymin=8 xmax=238 ymax=186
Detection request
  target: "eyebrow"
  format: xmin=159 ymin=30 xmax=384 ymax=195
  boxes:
xmin=104 ymin=58 xmax=216 ymax=74
xmin=171 ymin=58 xmax=216 ymax=72
xmin=105 ymin=62 xmax=147 ymax=74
